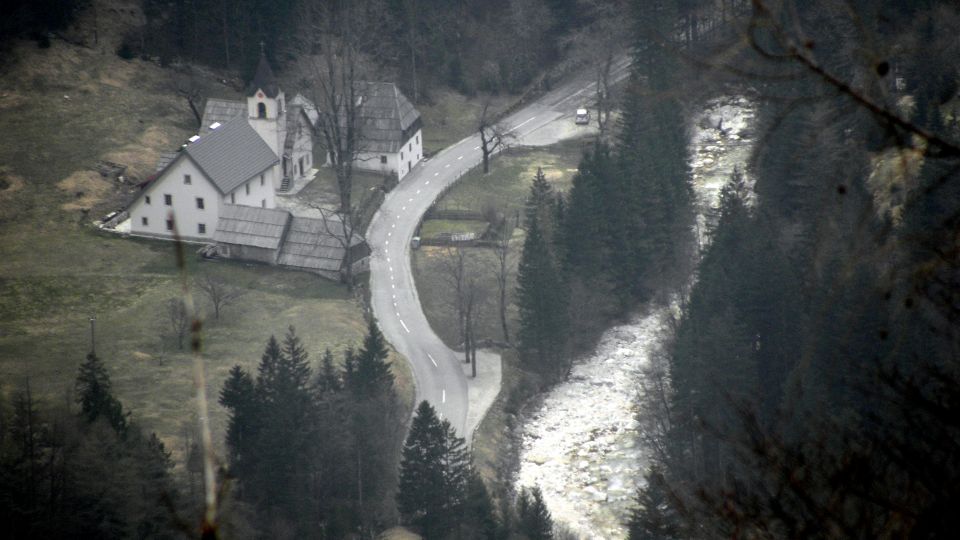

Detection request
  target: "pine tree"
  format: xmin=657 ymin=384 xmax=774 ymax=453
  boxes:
xmin=526 ymin=167 xmax=555 ymax=232
xmin=219 ymin=365 xmax=257 ymax=467
xmin=317 ymin=348 xmax=342 ymax=394
xmin=347 ymin=319 xmax=394 ymax=398
xmin=627 ymin=467 xmax=680 ymax=540
xmin=516 ymin=217 xmax=567 ymax=375
xmin=462 ymin=471 xmax=499 ymax=539
xmin=75 ymin=353 xmax=128 ymax=435
xmin=517 ymin=486 xmax=554 ymax=540
xmin=398 ymin=401 xmax=471 ymax=539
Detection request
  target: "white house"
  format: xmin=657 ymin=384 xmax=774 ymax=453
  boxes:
xmin=317 ymin=81 xmax=423 ymax=180
xmin=128 ymin=115 xmax=279 ymax=242
xmin=127 ymin=54 xmax=315 ymax=241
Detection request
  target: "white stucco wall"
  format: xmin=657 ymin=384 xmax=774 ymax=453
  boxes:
xmin=224 ymin=167 xmax=277 ymax=208
xmin=351 ymin=129 xmax=423 ymax=181
xmin=129 ymin=157 xmax=222 ymax=242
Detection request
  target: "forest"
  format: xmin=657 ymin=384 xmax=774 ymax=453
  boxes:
xmin=3 ymin=0 xmax=960 ymax=538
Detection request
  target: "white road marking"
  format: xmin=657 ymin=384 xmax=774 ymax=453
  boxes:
xmin=387 ymin=257 xmax=390 ymax=263
xmin=473 ymin=145 xmax=480 ymax=150
xmin=507 ymin=116 xmax=537 ymax=133
xmin=442 ymin=389 xmax=446 ymax=403
xmin=388 ymin=232 xmax=392 ymax=237
xmin=400 ymin=319 xmax=410 ymax=333
xmin=390 ymin=266 xmax=393 ymax=272
xmin=409 ymin=198 xmax=413 ymax=202
xmin=428 ymin=353 xmax=438 ymax=367
xmin=425 ymin=181 xmax=430 ymax=185
xmin=434 ymin=172 xmax=439 ymax=176
xmin=416 ymin=190 xmax=421 ymax=194
xmin=392 ymin=224 xmax=396 ymax=228
xmin=445 ymin=164 xmax=450 ymax=168
xmin=457 ymin=155 xmax=463 ymax=160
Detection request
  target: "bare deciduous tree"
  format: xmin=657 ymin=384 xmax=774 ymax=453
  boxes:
xmin=492 ymin=215 xmax=514 ymax=344
xmin=478 ymin=101 xmax=516 ymax=174
xmin=166 ymin=298 xmax=189 ymax=350
xmin=301 ymin=0 xmax=375 ymax=215
xmin=565 ymin=0 xmax=630 ymax=136
xmin=310 ymin=204 xmax=365 ymax=290
xmin=194 ymin=273 xmax=245 ymax=321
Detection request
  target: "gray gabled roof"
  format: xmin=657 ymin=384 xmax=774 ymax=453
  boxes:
xmin=277 ymin=215 xmax=365 ymax=272
xmin=184 ymin=115 xmax=278 ymax=194
xmin=200 ymin=99 xmax=246 ymax=135
xmin=291 ymin=94 xmax=319 ymax=126
xmin=213 ymin=205 xmax=290 ymax=249
xmin=354 ymin=82 xmax=421 ymax=153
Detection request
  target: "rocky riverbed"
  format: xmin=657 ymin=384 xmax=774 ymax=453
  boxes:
xmin=515 ymin=96 xmax=756 ymax=538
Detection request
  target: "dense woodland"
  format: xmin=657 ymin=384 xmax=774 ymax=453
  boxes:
xmin=511 ymin=0 xmax=960 ymax=538
xmin=4 ymin=0 xmax=960 ymax=537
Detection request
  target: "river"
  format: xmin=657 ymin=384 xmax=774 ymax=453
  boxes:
xmin=515 ymin=96 xmax=756 ymax=538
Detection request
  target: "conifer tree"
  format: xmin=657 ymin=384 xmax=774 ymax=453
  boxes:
xmin=516 ymin=217 xmax=567 ymax=375
xmin=317 ymin=348 xmax=342 ymax=394
xmin=526 ymin=167 xmax=555 ymax=233
xmin=75 ymin=353 xmax=128 ymax=435
xmin=627 ymin=467 xmax=680 ymax=540
xmin=219 ymin=365 xmax=257 ymax=467
xmin=398 ymin=401 xmax=471 ymax=539
xmin=517 ymin=486 xmax=554 ymax=540
xmin=347 ymin=319 xmax=394 ymax=398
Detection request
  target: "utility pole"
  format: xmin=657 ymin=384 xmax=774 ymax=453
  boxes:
xmin=89 ymin=316 xmax=96 ymax=356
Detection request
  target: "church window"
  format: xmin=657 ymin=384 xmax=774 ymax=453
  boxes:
xmin=141 ymin=217 xmax=148 ymax=226
xmin=198 ymin=223 xmax=206 ymax=234
xmin=184 ymin=174 xmax=192 ymax=185
xmin=164 ymin=194 xmax=172 ymax=206
xmin=257 ymin=102 xmax=267 ymax=119
xmin=417 ymin=134 xmax=419 ymax=144
xmin=196 ymin=197 xmax=205 ymax=209
xmin=409 ymin=142 xmax=412 ymax=151
xmin=166 ymin=219 xmax=173 ymax=231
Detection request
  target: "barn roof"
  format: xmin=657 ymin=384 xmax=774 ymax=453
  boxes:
xmin=200 ymin=99 xmax=246 ymax=134
xmin=354 ymin=82 xmax=421 ymax=153
xmin=213 ymin=205 xmax=290 ymax=249
xmin=278 ymin=215 xmax=364 ymax=272
xmin=184 ymin=116 xmax=278 ymax=194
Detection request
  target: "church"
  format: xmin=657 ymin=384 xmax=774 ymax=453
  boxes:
xmin=127 ymin=54 xmax=316 ymax=243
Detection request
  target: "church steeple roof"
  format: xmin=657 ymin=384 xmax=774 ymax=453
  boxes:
xmin=246 ymin=52 xmax=280 ymax=98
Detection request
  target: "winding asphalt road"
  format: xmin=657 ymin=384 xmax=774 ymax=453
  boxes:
xmin=367 ymin=57 xmax=632 ymax=438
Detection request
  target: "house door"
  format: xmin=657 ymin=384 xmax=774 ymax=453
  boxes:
xmin=299 ymin=157 xmax=305 ymax=176
xmin=282 ymin=157 xmax=288 ymax=177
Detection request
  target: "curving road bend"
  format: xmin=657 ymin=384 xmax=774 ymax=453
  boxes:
xmin=367 ymin=57 xmax=632 ymax=439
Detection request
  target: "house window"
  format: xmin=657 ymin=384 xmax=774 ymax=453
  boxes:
xmin=409 ymin=142 xmax=412 ymax=151
xmin=141 ymin=217 xmax=148 ymax=226
xmin=261 ymin=199 xmax=266 ymax=208
xmin=198 ymin=223 xmax=206 ymax=234
xmin=380 ymin=155 xmax=387 ymax=164
xmin=164 ymin=194 xmax=172 ymax=206
xmin=257 ymin=102 xmax=267 ymax=118
xmin=145 ymin=195 xmax=151 ymax=205
xmin=196 ymin=197 xmax=205 ymax=209
xmin=245 ymin=182 xmax=250 ymax=195
xmin=230 ymin=193 xmax=235 ymax=204
xmin=165 ymin=219 xmax=173 ymax=231
xmin=260 ymin=174 xmax=265 ymax=186
xmin=416 ymin=134 xmax=419 ymax=144
xmin=401 ymin=151 xmax=404 ymax=160
xmin=184 ymin=174 xmax=192 ymax=185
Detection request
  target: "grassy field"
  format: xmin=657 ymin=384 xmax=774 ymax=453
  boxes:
xmin=417 ymin=89 xmax=513 ymax=155
xmin=0 ymin=39 xmax=412 ymax=459
xmin=429 ymin=138 xmax=590 ymax=218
